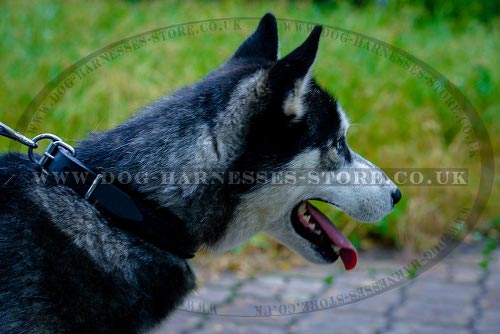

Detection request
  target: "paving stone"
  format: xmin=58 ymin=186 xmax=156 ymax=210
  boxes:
xmin=289 ymin=309 xmax=385 ymax=334
xmin=491 ymin=247 xmax=500 ymax=256
xmin=385 ymin=320 xmax=469 ymax=334
xmin=237 ymin=275 xmax=287 ymax=300
xmin=489 ymin=249 xmax=500 ymax=263
xmin=257 ymin=275 xmax=289 ymax=286
xmin=487 ymin=260 xmax=500 ymax=275
xmin=356 ymin=258 xmax=405 ymax=272
xmin=216 ymin=295 xmax=287 ymax=319
xmin=279 ymin=277 xmax=325 ymax=302
xmin=331 ymin=287 xmax=401 ymax=314
xmin=493 ymin=265 xmax=500 ymax=273
xmin=317 ymin=275 xmax=401 ymax=311
xmin=370 ymin=270 xmax=406 ymax=282
xmin=205 ymin=313 xmax=292 ymax=329
xmin=331 ymin=272 xmax=377 ymax=289
xmin=286 ymin=264 xmax=343 ymax=279
xmin=201 ymin=274 xmax=241 ymax=288
xmin=392 ymin=300 xmax=475 ymax=327
xmin=416 ymin=263 xmax=450 ymax=281
xmin=478 ymin=290 xmax=500 ymax=310
xmin=318 ymin=287 xmax=370 ymax=308
xmin=192 ymin=285 xmax=233 ymax=305
xmin=449 ymin=265 xmax=484 ymax=284
xmin=161 ymin=242 xmax=497 ymax=333
xmin=160 ymin=310 xmax=204 ymax=334
xmin=191 ymin=319 xmax=288 ymax=334
xmin=474 ymin=310 xmax=500 ymax=332
xmin=405 ymin=280 xmax=480 ymax=304
xmin=191 ymin=296 xmax=292 ymax=333
xmin=446 ymin=251 xmax=483 ymax=266
xmin=484 ymin=273 xmax=500 ymax=291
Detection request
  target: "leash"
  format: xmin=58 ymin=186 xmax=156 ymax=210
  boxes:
xmin=0 ymin=122 xmax=197 ymax=259
xmin=0 ymin=122 xmax=38 ymax=148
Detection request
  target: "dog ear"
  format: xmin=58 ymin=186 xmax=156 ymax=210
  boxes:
xmin=267 ymin=26 xmax=322 ymax=120
xmin=232 ymin=13 xmax=278 ymax=61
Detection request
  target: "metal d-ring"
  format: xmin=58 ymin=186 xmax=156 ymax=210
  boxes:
xmin=28 ymin=133 xmax=76 ymax=164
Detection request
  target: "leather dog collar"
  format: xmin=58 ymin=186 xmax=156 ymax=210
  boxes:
xmin=0 ymin=124 xmax=197 ymax=259
xmin=40 ymin=142 xmax=197 ymax=259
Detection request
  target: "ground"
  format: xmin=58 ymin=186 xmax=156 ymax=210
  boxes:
xmin=164 ymin=242 xmax=500 ymax=334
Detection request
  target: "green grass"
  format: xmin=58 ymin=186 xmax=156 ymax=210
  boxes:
xmin=0 ymin=0 xmax=498 ymax=256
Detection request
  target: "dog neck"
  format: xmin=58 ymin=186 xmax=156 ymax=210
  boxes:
xmin=44 ymin=143 xmax=201 ymax=258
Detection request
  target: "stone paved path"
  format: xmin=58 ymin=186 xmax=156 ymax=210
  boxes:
xmin=163 ymin=242 xmax=500 ymax=334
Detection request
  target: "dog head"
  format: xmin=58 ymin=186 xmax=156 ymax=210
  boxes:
xmin=210 ymin=14 xmax=401 ymax=270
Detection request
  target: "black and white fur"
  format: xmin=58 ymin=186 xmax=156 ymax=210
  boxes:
xmin=0 ymin=14 xmax=400 ymax=333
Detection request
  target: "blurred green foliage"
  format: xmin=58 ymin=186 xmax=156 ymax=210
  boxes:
xmin=0 ymin=0 xmax=498 ymax=257
xmin=343 ymin=0 xmax=499 ymax=24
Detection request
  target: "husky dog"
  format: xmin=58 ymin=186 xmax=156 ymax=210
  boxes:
xmin=0 ymin=13 xmax=400 ymax=333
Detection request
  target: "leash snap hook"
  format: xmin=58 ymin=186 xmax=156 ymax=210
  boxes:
xmin=0 ymin=121 xmax=38 ymax=148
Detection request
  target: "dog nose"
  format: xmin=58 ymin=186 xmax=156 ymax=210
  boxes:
xmin=391 ymin=189 xmax=402 ymax=206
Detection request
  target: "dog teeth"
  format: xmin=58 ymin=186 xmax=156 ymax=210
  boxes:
xmin=308 ymin=223 xmax=315 ymax=230
xmin=314 ymin=229 xmax=321 ymax=235
xmin=298 ymin=204 xmax=307 ymax=215
xmin=304 ymin=214 xmax=311 ymax=222
xmin=332 ymin=245 xmax=341 ymax=253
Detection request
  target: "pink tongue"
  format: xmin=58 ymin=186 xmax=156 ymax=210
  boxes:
xmin=306 ymin=202 xmax=358 ymax=270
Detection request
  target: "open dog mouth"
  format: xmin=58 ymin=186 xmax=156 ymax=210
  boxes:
xmin=291 ymin=200 xmax=358 ymax=270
